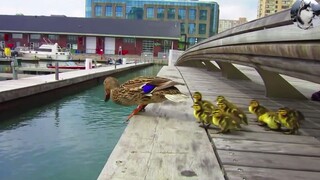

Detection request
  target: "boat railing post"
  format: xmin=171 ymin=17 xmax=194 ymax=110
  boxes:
xmin=55 ymin=61 xmax=59 ymax=80
xmin=11 ymin=56 xmax=18 ymax=80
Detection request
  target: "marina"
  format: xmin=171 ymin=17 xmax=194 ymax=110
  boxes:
xmin=0 ymin=64 xmax=162 ymax=180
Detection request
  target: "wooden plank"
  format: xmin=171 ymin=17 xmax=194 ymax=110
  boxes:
xmin=218 ymin=150 xmax=320 ymax=171
xmin=210 ymin=131 xmax=319 ymax=144
xmin=213 ymin=138 xmax=320 ymax=157
xmin=224 ymin=165 xmax=320 ymax=180
xmin=98 ymin=66 xmax=225 ymax=180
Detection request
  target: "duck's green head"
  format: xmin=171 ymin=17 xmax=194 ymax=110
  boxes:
xmin=103 ymin=77 xmax=119 ymax=102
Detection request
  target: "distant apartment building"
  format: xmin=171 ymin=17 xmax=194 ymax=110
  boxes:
xmin=257 ymin=0 xmax=295 ymax=18
xmin=85 ymin=0 xmax=220 ymax=47
xmin=218 ymin=17 xmax=247 ymax=33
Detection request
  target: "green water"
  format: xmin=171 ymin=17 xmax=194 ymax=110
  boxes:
xmin=0 ymin=65 xmax=163 ymax=180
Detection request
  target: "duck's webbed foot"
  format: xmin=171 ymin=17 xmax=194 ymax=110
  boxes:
xmin=127 ymin=105 xmax=148 ymax=121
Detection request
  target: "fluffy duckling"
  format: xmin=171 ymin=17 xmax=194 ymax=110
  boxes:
xmin=277 ymin=107 xmax=303 ymax=135
xmin=216 ymin=97 xmax=248 ymax=125
xmin=191 ymin=101 xmax=213 ymax=127
xmin=248 ymin=99 xmax=269 ymax=122
xmin=258 ymin=111 xmax=281 ymax=131
xmin=211 ymin=108 xmax=242 ymax=133
xmin=104 ymin=76 xmax=188 ymax=120
xmin=192 ymin=92 xmax=216 ymax=112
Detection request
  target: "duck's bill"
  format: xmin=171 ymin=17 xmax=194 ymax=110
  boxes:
xmin=104 ymin=93 xmax=110 ymax=102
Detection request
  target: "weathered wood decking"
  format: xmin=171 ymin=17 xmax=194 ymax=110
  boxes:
xmin=98 ymin=66 xmax=320 ymax=180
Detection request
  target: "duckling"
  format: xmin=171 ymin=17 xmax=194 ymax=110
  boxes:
xmin=211 ymin=108 xmax=242 ymax=133
xmin=277 ymin=107 xmax=302 ymax=135
xmin=191 ymin=101 xmax=213 ymax=127
xmin=258 ymin=111 xmax=281 ymax=131
xmin=104 ymin=76 xmax=188 ymax=120
xmin=248 ymin=99 xmax=269 ymax=123
xmin=192 ymin=92 xmax=216 ymax=113
xmin=216 ymin=99 xmax=248 ymax=125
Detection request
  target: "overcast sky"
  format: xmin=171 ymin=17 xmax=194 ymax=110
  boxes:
xmin=0 ymin=0 xmax=286 ymax=21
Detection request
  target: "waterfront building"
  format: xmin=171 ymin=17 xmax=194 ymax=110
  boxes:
xmin=85 ymin=0 xmax=219 ymax=47
xmin=218 ymin=17 xmax=247 ymax=33
xmin=257 ymin=0 xmax=295 ymax=18
xmin=0 ymin=15 xmax=180 ymax=57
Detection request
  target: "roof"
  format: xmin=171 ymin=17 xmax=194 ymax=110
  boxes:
xmin=0 ymin=15 xmax=180 ymax=40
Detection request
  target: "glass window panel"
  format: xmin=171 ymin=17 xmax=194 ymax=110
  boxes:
xmin=116 ymin=6 xmax=123 ymax=17
xmin=180 ymin=23 xmax=185 ymax=33
xmin=105 ymin=5 xmax=112 ymax=17
xmin=167 ymin=8 xmax=175 ymax=19
xmin=199 ymin=10 xmax=207 ymax=20
xmin=157 ymin=7 xmax=164 ymax=19
xmin=178 ymin=8 xmax=186 ymax=20
xmin=30 ymin=34 xmax=41 ymax=40
xmin=146 ymin=7 xmax=154 ymax=19
xmin=189 ymin=9 xmax=196 ymax=20
xmin=48 ymin=35 xmax=58 ymax=40
xmin=95 ymin=5 xmax=102 ymax=16
xmin=12 ymin=34 xmax=23 ymax=39
xmin=188 ymin=23 xmax=196 ymax=34
xmin=199 ymin=24 xmax=206 ymax=34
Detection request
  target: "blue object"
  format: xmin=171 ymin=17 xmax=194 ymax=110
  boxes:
xmin=141 ymin=83 xmax=156 ymax=94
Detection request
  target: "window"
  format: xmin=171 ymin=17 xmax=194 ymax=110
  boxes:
xmin=178 ymin=9 xmax=186 ymax=20
xmin=199 ymin=10 xmax=207 ymax=20
xmin=188 ymin=37 xmax=196 ymax=45
xmin=167 ymin=8 xmax=175 ymax=19
xmin=181 ymin=23 xmax=185 ymax=33
xmin=48 ymin=35 xmax=58 ymax=40
xmin=105 ymin=5 xmax=112 ymax=17
xmin=199 ymin=24 xmax=206 ymax=34
xmin=12 ymin=34 xmax=23 ymax=39
xmin=30 ymin=34 xmax=41 ymax=40
xmin=146 ymin=7 xmax=154 ymax=19
xmin=142 ymin=40 xmax=154 ymax=53
xmin=67 ymin=35 xmax=77 ymax=42
xmin=123 ymin=38 xmax=135 ymax=44
xmin=188 ymin=23 xmax=196 ymax=34
xmin=157 ymin=8 xmax=164 ymax=19
xmin=189 ymin=9 xmax=196 ymax=20
xmin=95 ymin=5 xmax=102 ymax=16
xmin=116 ymin=6 xmax=123 ymax=17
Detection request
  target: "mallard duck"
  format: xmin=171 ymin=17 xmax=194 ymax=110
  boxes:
xmin=191 ymin=101 xmax=213 ymax=128
xmin=258 ymin=111 xmax=281 ymax=131
xmin=216 ymin=97 xmax=248 ymax=125
xmin=192 ymin=92 xmax=216 ymax=113
xmin=104 ymin=76 xmax=188 ymax=120
xmin=277 ymin=107 xmax=303 ymax=135
xmin=211 ymin=108 xmax=242 ymax=133
xmin=248 ymin=99 xmax=269 ymax=123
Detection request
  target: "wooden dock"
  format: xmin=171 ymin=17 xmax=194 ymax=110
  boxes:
xmin=98 ymin=66 xmax=320 ymax=180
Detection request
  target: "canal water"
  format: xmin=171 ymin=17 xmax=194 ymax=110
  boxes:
xmin=0 ymin=65 xmax=163 ymax=180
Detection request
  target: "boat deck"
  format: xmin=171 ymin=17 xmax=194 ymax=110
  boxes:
xmin=98 ymin=66 xmax=320 ymax=180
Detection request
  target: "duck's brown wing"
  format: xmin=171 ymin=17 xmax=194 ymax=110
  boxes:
xmin=148 ymin=77 xmax=185 ymax=92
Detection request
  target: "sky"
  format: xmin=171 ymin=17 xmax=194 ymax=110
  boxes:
xmin=0 ymin=0 xmax=261 ymax=21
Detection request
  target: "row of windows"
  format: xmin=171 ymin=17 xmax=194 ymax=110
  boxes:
xmin=181 ymin=23 xmax=207 ymax=35
xmin=1 ymin=34 xmax=79 ymax=42
xmin=95 ymin=5 xmax=208 ymax=20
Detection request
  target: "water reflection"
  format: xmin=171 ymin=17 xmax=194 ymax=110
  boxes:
xmin=0 ymin=65 xmax=163 ymax=180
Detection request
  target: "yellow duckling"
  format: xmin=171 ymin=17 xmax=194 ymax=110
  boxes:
xmin=192 ymin=91 xmax=216 ymax=112
xmin=258 ymin=111 xmax=281 ymax=131
xmin=211 ymin=108 xmax=242 ymax=133
xmin=248 ymin=99 xmax=269 ymax=123
xmin=191 ymin=101 xmax=213 ymax=127
xmin=277 ymin=107 xmax=303 ymax=135
xmin=104 ymin=76 xmax=188 ymax=120
xmin=216 ymin=99 xmax=248 ymax=125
